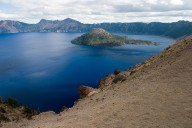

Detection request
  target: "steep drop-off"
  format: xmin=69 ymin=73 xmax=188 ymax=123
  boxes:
xmin=2 ymin=35 xmax=192 ymax=128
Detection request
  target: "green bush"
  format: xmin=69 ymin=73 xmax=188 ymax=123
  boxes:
xmin=23 ymin=106 xmax=33 ymax=114
xmin=0 ymin=107 xmax=6 ymax=113
xmin=61 ymin=106 xmax=68 ymax=112
xmin=159 ymin=53 xmax=166 ymax=58
xmin=0 ymin=97 xmax=2 ymax=104
xmin=0 ymin=113 xmax=10 ymax=122
xmin=6 ymin=97 xmax=19 ymax=107
xmin=22 ymin=106 xmax=40 ymax=119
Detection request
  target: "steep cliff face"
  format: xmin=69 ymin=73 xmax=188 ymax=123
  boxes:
xmin=0 ymin=20 xmax=37 ymax=33
xmin=0 ymin=19 xmax=191 ymax=38
xmin=0 ymin=20 xmax=21 ymax=33
xmin=37 ymin=18 xmax=82 ymax=32
xmin=2 ymin=35 xmax=192 ymax=128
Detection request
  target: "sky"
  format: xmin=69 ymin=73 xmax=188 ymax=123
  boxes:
xmin=0 ymin=0 xmax=192 ymax=23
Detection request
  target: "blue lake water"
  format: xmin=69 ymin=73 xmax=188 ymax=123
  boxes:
xmin=0 ymin=33 xmax=174 ymax=112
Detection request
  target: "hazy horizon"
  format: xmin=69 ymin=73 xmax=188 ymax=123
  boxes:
xmin=0 ymin=0 xmax=192 ymax=24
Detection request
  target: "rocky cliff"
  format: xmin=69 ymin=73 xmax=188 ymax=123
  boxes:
xmin=0 ymin=98 xmax=39 ymax=127
xmin=0 ymin=19 xmax=192 ymax=39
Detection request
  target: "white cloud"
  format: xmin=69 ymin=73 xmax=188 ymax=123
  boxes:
xmin=0 ymin=0 xmax=191 ymax=23
xmin=171 ymin=0 xmax=183 ymax=5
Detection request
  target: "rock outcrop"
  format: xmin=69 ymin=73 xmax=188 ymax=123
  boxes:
xmin=98 ymin=74 xmax=115 ymax=89
xmin=114 ymin=69 xmax=121 ymax=75
xmin=112 ymin=74 xmax=127 ymax=84
xmin=98 ymin=69 xmax=134 ymax=89
xmin=78 ymin=85 xmax=98 ymax=98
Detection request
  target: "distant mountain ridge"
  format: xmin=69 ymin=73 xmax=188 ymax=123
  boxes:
xmin=0 ymin=18 xmax=192 ymax=39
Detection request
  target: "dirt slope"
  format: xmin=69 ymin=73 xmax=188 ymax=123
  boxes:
xmin=2 ymin=36 xmax=192 ymax=128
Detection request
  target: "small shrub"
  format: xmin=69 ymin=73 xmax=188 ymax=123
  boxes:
xmin=23 ymin=106 xmax=33 ymax=114
xmin=0 ymin=97 xmax=2 ymax=104
xmin=0 ymin=107 xmax=6 ymax=113
xmin=159 ymin=53 xmax=166 ymax=58
xmin=0 ymin=113 xmax=10 ymax=122
xmin=61 ymin=106 xmax=68 ymax=112
xmin=6 ymin=97 xmax=19 ymax=108
xmin=22 ymin=106 xmax=40 ymax=119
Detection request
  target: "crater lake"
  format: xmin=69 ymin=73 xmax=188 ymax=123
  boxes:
xmin=0 ymin=33 xmax=174 ymax=112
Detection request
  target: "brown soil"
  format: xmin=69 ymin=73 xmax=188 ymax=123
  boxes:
xmin=2 ymin=36 xmax=192 ymax=128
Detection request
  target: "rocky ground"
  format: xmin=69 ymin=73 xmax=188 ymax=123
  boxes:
xmin=0 ymin=98 xmax=39 ymax=127
xmin=1 ymin=36 xmax=192 ymax=128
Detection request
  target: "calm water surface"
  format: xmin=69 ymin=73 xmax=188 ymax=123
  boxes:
xmin=0 ymin=33 xmax=174 ymax=112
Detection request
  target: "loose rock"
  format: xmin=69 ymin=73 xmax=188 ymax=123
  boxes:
xmin=99 ymin=74 xmax=115 ymax=89
xmin=79 ymin=86 xmax=98 ymax=98
xmin=112 ymin=74 xmax=127 ymax=84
